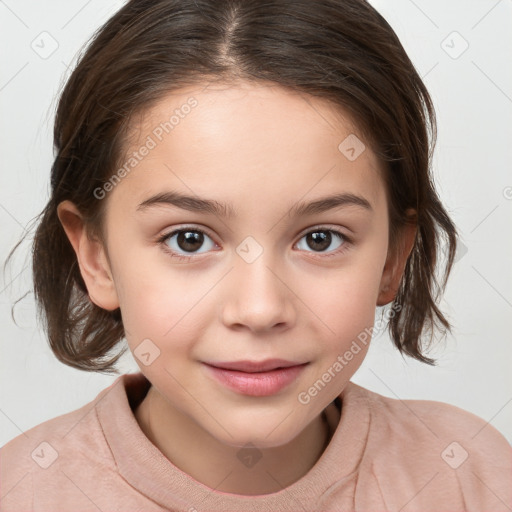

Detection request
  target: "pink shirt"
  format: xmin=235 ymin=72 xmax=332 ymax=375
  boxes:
xmin=1 ymin=372 xmax=511 ymax=511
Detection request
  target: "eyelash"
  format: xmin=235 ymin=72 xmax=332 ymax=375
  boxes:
xmin=156 ymin=226 xmax=353 ymax=262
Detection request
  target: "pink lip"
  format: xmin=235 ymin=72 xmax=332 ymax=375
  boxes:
xmin=205 ymin=358 xmax=305 ymax=373
xmin=202 ymin=361 xmax=309 ymax=397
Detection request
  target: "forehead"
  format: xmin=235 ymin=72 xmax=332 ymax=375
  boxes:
xmin=115 ymin=80 xmax=386 ymax=213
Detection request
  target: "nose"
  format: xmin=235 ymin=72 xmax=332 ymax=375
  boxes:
xmin=221 ymin=251 xmax=296 ymax=333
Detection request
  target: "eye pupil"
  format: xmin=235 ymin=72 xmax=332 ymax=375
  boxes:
xmin=307 ymin=231 xmax=331 ymax=251
xmin=178 ymin=231 xmax=204 ymax=252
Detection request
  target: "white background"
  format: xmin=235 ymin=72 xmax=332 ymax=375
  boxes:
xmin=1 ymin=0 xmax=511 ymax=447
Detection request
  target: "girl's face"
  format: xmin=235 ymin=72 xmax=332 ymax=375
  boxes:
xmin=76 ymin=81 xmax=405 ymax=448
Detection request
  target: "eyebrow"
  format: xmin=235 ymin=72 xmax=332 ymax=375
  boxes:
xmin=136 ymin=191 xmax=372 ymax=217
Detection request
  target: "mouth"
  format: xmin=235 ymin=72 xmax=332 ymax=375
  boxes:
xmin=202 ymin=359 xmax=309 ymax=396
xmin=204 ymin=358 xmax=308 ymax=373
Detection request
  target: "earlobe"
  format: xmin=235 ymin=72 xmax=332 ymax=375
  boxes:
xmin=56 ymin=200 xmax=120 ymax=311
xmin=377 ymin=212 xmax=417 ymax=306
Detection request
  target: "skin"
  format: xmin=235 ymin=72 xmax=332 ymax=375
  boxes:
xmin=57 ymin=80 xmax=416 ymax=495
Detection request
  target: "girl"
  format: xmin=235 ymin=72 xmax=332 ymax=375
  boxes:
xmin=1 ymin=0 xmax=510 ymax=510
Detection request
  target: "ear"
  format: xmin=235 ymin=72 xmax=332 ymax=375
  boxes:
xmin=377 ymin=209 xmax=417 ymax=306
xmin=57 ymin=200 xmax=120 ymax=311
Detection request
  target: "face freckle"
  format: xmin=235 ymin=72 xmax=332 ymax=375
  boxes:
xmin=102 ymin=80 xmax=393 ymax=455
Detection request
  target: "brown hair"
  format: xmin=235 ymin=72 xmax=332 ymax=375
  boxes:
xmin=4 ymin=0 xmax=457 ymax=374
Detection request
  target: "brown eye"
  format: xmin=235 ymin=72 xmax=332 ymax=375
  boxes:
xmin=305 ymin=231 xmax=332 ymax=251
xmin=296 ymin=228 xmax=349 ymax=256
xmin=160 ymin=228 xmax=216 ymax=259
xmin=176 ymin=230 xmax=205 ymax=252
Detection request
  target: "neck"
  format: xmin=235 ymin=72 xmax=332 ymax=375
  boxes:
xmin=134 ymin=387 xmax=333 ymax=495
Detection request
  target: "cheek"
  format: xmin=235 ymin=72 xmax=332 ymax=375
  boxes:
xmin=301 ymin=280 xmax=376 ymax=401
xmin=112 ymin=257 xmax=176 ymax=338
xmin=116 ymin=261 xmax=216 ymax=354
xmin=312 ymin=260 xmax=384 ymax=327
xmin=321 ymin=292 xmax=376 ymax=363
xmin=304 ymin=251 xmax=387 ymax=363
